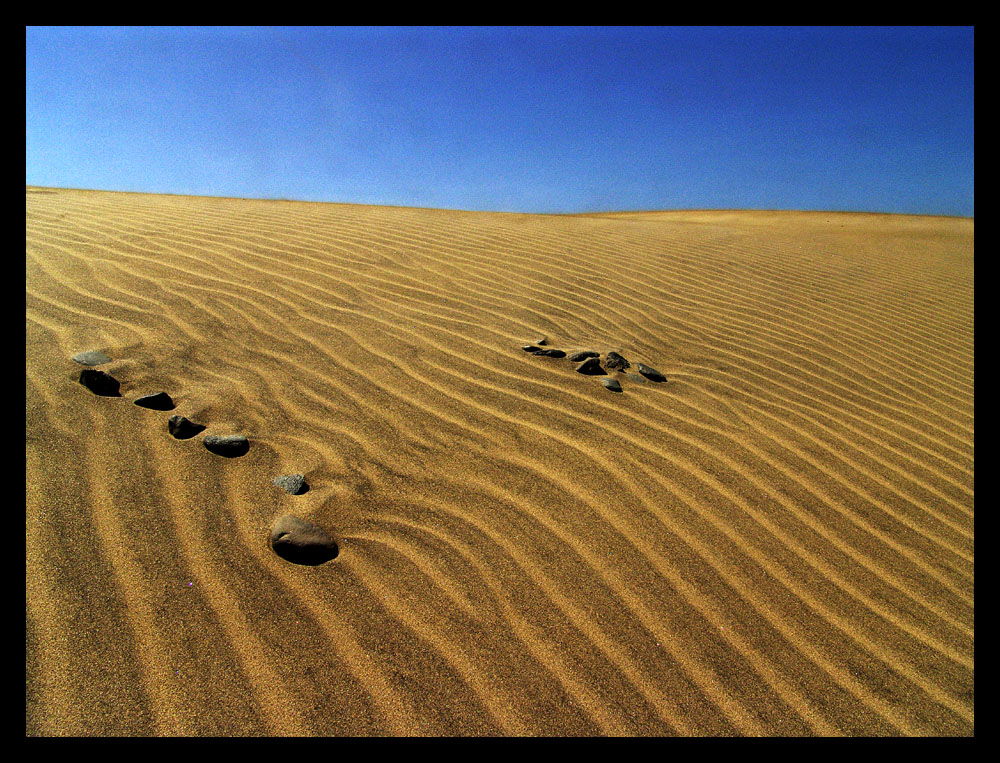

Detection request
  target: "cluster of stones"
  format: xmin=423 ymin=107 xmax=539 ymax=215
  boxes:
xmin=519 ymin=339 xmax=667 ymax=393
xmin=73 ymin=349 xmax=336 ymax=565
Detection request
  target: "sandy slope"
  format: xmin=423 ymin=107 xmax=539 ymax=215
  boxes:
xmin=25 ymin=187 xmax=973 ymax=736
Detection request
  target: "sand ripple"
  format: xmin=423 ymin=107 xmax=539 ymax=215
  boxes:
xmin=26 ymin=189 xmax=973 ymax=735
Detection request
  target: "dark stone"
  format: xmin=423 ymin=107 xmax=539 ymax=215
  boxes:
xmin=167 ymin=415 xmax=205 ymax=440
xmin=79 ymin=369 xmax=120 ymax=397
xmin=203 ymin=434 xmax=250 ymax=458
xmin=521 ymin=345 xmax=543 ymax=353
xmin=605 ymin=352 xmax=630 ymax=371
xmin=602 ymin=378 xmax=623 ymax=393
xmin=535 ymin=337 xmax=547 ymax=346
xmin=273 ymin=474 xmax=308 ymax=495
xmin=134 ymin=391 xmax=175 ymax=411
xmin=72 ymin=350 xmax=111 ymax=366
xmin=576 ymin=356 xmax=606 ymax=375
xmin=636 ymin=363 xmax=666 ymax=382
xmin=531 ymin=349 xmax=566 ymax=358
xmin=567 ymin=350 xmax=600 ymax=362
xmin=270 ymin=514 xmax=338 ymax=565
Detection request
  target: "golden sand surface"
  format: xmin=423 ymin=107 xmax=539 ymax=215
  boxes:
xmin=25 ymin=187 xmax=973 ymax=736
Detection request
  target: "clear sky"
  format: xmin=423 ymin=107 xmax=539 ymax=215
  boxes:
xmin=26 ymin=26 xmax=974 ymax=216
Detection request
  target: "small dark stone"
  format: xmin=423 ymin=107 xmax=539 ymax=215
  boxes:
xmin=72 ymin=350 xmax=111 ymax=366
xmin=270 ymin=514 xmax=338 ymax=565
xmin=167 ymin=415 xmax=205 ymax=440
xmin=79 ymin=369 xmax=120 ymax=397
xmin=521 ymin=345 xmax=543 ymax=353
xmin=602 ymin=378 xmax=623 ymax=393
xmin=531 ymin=349 xmax=566 ymax=358
xmin=567 ymin=350 xmax=600 ymax=362
xmin=605 ymin=352 xmax=630 ymax=371
xmin=134 ymin=391 xmax=175 ymax=411
xmin=203 ymin=434 xmax=250 ymax=458
xmin=636 ymin=363 xmax=667 ymax=382
xmin=535 ymin=337 xmax=547 ymax=346
xmin=273 ymin=474 xmax=308 ymax=495
xmin=576 ymin=356 xmax=606 ymax=375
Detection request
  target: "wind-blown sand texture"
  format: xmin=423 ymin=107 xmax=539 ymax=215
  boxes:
xmin=26 ymin=187 xmax=973 ymax=736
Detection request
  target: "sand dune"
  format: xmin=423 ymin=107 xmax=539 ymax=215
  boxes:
xmin=25 ymin=187 xmax=973 ymax=736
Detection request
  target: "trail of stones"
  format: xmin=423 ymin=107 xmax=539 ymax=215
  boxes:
xmin=72 ymin=349 xmax=334 ymax=565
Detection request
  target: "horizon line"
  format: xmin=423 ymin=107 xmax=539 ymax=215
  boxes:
xmin=25 ymin=185 xmax=975 ymax=221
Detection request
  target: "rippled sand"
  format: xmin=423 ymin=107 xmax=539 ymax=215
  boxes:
xmin=26 ymin=187 xmax=973 ymax=736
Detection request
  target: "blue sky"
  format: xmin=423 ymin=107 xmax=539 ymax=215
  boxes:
xmin=26 ymin=26 xmax=974 ymax=216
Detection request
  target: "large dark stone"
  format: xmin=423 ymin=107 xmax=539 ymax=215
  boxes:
xmin=567 ymin=350 xmax=600 ymax=362
xmin=576 ymin=356 xmax=606 ymax=375
xmin=635 ymin=363 xmax=666 ymax=382
xmin=79 ymin=369 xmax=121 ymax=397
xmin=167 ymin=415 xmax=205 ymax=440
xmin=134 ymin=391 xmax=175 ymax=410
xmin=602 ymin=378 xmax=623 ymax=393
xmin=72 ymin=350 xmax=111 ymax=366
xmin=273 ymin=474 xmax=308 ymax=495
xmin=531 ymin=349 xmax=566 ymax=358
xmin=605 ymin=352 xmax=630 ymax=371
xmin=203 ymin=434 xmax=250 ymax=458
xmin=270 ymin=514 xmax=338 ymax=565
